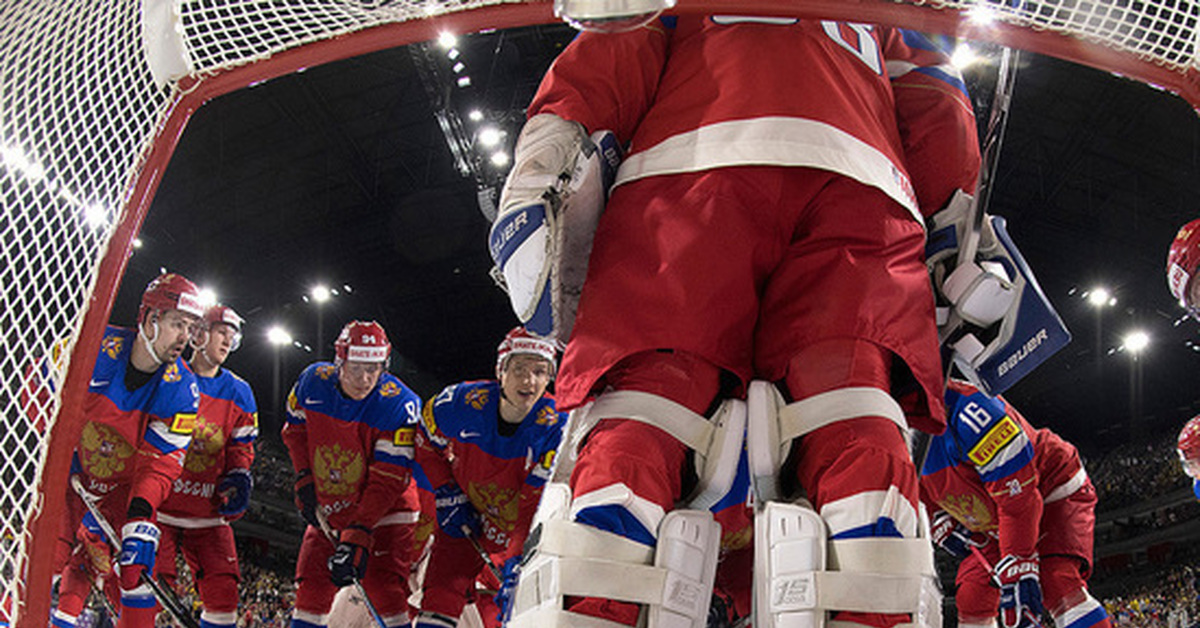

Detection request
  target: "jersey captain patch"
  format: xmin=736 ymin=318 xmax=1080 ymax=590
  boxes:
xmin=967 ymin=415 xmax=1019 ymax=466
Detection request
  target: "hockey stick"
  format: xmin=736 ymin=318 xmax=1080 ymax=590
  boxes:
xmin=314 ymin=507 xmax=389 ymax=628
xmin=462 ymin=525 xmax=503 ymax=581
xmin=69 ymin=476 xmax=200 ymax=628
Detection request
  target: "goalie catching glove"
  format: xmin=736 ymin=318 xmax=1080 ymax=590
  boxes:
xmin=490 ymin=113 xmax=621 ymax=342
xmin=926 ymin=190 xmax=1070 ymax=395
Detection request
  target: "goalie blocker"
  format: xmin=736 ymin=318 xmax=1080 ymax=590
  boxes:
xmin=489 ymin=113 xmax=622 ymax=343
xmin=926 ymin=192 xmax=1070 ymax=395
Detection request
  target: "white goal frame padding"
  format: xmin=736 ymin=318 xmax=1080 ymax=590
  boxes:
xmin=3 ymin=1 xmax=1199 ymax=626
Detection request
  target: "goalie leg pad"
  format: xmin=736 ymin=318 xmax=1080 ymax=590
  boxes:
xmin=490 ymin=113 xmax=621 ymax=340
xmin=509 ymin=493 xmax=721 ymax=628
xmin=754 ymin=501 xmax=943 ymax=628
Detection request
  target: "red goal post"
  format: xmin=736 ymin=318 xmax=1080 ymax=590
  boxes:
xmin=3 ymin=1 xmax=1197 ymax=626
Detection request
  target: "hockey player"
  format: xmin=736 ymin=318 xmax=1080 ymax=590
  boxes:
xmin=494 ymin=15 xmax=980 ymax=628
xmin=922 ymin=379 xmax=1111 ymax=628
xmin=1175 ymin=415 xmax=1200 ymax=500
xmin=282 ymin=320 xmax=422 ymax=628
xmin=1167 ymin=217 xmax=1200 ymax=321
xmin=51 ymin=272 xmax=204 ymax=628
xmin=412 ymin=327 xmax=566 ymax=628
xmin=155 ymin=304 xmax=258 ymax=628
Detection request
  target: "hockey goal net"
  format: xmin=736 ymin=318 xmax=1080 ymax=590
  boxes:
xmin=2 ymin=0 xmax=1197 ymax=625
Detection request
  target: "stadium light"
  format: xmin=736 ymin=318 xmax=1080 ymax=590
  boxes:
xmin=311 ymin=285 xmax=331 ymax=303
xmin=478 ymin=127 xmax=502 ymax=147
xmin=1122 ymin=330 xmax=1150 ymax=354
xmin=197 ymin=287 xmax=217 ymax=308
xmin=267 ymin=326 xmax=293 ymax=346
xmin=1086 ymin=286 xmax=1116 ymax=308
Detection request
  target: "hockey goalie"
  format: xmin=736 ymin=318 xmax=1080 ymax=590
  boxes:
xmin=491 ymin=14 xmax=984 ymax=628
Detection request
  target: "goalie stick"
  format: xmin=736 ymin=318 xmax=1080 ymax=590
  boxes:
xmin=69 ymin=475 xmax=200 ymax=628
xmin=915 ymin=45 xmax=1021 ymax=473
xmin=314 ymin=507 xmax=388 ymax=628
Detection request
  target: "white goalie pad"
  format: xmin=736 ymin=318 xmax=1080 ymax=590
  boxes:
xmin=489 ymin=113 xmax=622 ymax=342
xmin=926 ymin=192 xmax=1071 ymax=396
xmin=746 ymin=381 xmax=906 ymax=503
xmin=509 ymin=495 xmax=721 ymax=628
xmin=754 ymin=501 xmax=942 ymax=628
xmin=576 ymin=390 xmax=747 ymax=512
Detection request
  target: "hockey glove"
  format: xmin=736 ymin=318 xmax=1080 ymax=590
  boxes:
xmin=994 ymin=554 xmax=1044 ymax=628
xmin=930 ymin=510 xmax=989 ymax=559
xmin=117 ymin=519 xmax=160 ymax=591
xmin=494 ymin=555 xmax=522 ymax=624
xmin=294 ymin=469 xmax=319 ymax=528
xmin=328 ymin=524 xmax=372 ymax=587
xmin=433 ymin=483 xmax=479 ymax=539
xmin=217 ymin=467 xmax=253 ymax=518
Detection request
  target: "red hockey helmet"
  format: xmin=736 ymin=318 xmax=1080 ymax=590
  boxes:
xmin=1167 ymin=218 xmax=1200 ymax=317
xmin=1179 ymin=415 xmax=1200 ymax=478
xmin=334 ymin=320 xmax=391 ymax=364
xmin=199 ymin=304 xmax=244 ymax=352
xmin=496 ymin=326 xmax=559 ymax=373
xmin=139 ymin=273 xmax=205 ymax=323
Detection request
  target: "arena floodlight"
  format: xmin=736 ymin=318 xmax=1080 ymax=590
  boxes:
xmin=1087 ymin=287 xmax=1111 ymax=308
xmin=1123 ymin=330 xmax=1150 ymax=354
xmin=267 ymin=326 xmax=293 ymax=346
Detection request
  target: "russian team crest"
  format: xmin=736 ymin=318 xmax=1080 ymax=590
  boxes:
xmin=80 ymin=422 xmax=134 ymax=479
xmin=314 ymin=443 xmax=364 ymax=496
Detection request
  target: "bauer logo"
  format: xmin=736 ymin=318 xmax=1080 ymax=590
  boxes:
xmin=489 ymin=204 xmax=542 ymax=261
xmin=996 ymin=328 xmax=1049 ymax=378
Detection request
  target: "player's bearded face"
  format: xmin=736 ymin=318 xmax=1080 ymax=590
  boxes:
xmin=340 ymin=360 xmax=383 ymax=400
xmin=499 ymin=354 xmax=552 ymax=417
xmin=152 ymin=310 xmax=199 ymax=362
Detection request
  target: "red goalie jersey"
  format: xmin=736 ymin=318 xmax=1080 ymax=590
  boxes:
xmin=530 ymin=16 xmax=980 ymax=420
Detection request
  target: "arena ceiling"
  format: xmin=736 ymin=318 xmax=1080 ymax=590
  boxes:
xmin=115 ymin=20 xmax=1200 ymax=454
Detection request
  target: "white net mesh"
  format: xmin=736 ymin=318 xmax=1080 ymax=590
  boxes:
xmin=1 ymin=0 xmax=1197 ymax=624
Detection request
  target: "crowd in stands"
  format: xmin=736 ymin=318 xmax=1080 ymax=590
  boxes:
xmin=1086 ymin=435 xmax=1187 ymax=512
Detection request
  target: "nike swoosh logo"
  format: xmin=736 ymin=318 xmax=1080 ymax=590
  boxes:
xmin=89 ymin=379 xmax=108 ymax=388
xmin=460 ymin=430 xmax=481 ymax=439
xmin=372 ymin=551 xmax=387 ymax=557
xmin=304 ymin=397 xmax=323 ymax=405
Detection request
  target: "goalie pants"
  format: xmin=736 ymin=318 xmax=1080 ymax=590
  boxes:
xmin=559 ymin=167 xmax=935 ymax=626
xmin=157 ymin=522 xmax=240 ymax=626
xmin=955 ymin=482 xmax=1111 ymax=628
xmin=557 ymin=166 xmax=946 ymax=431
xmin=291 ymin=522 xmax=415 ymax=628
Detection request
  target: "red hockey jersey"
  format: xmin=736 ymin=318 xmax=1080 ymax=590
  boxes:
xmin=74 ymin=326 xmax=199 ymax=514
xmin=920 ymin=380 xmax=1089 ymax=558
xmin=283 ymin=362 xmax=422 ymax=530
xmin=159 ymin=367 xmax=258 ymax=523
xmin=530 ymin=16 xmax=980 ymax=220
